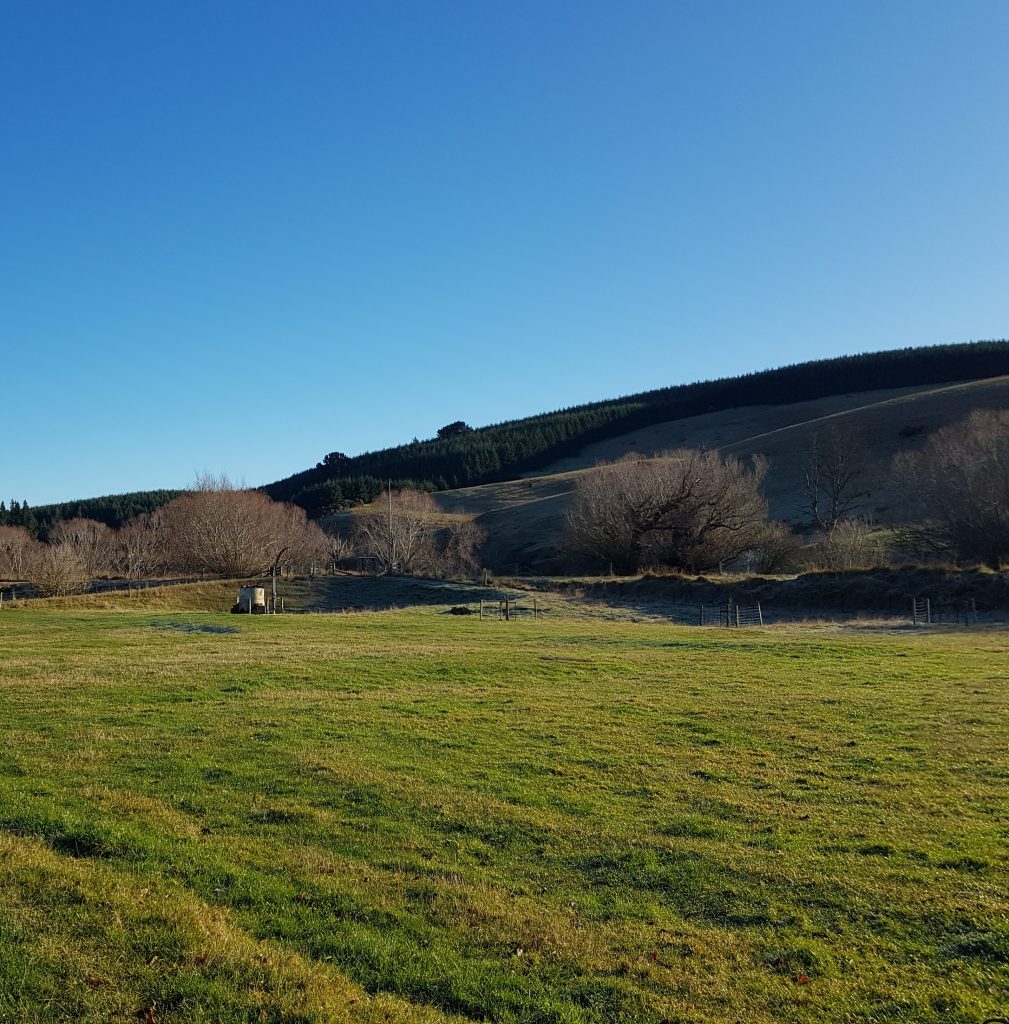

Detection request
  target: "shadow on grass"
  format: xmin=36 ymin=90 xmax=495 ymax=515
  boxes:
xmin=278 ymin=575 xmax=522 ymax=613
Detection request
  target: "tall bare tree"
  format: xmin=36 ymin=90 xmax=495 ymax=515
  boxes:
xmin=894 ymin=408 xmax=1009 ymax=567
xmin=801 ymin=425 xmax=870 ymax=532
xmin=110 ymin=511 xmax=167 ymax=580
xmin=49 ymin=518 xmax=112 ymax=579
xmin=0 ymin=525 xmax=36 ymax=581
xmin=566 ymin=450 xmax=769 ymax=573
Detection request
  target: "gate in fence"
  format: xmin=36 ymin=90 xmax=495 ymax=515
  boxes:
xmin=479 ymin=598 xmax=541 ymax=621
xmin=911 ymin=597 xmax=931 ymax=626
xmin=922 ymin=597 xmax=977 ymax=626
xmin=707 ymin=601 xmax=764 ymax=627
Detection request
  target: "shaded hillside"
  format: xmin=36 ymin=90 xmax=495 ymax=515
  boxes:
xmin=435 ymin=377 xmax=1009 ymax=572
xmin=266 ymin=341 xmax=1009 ymax=513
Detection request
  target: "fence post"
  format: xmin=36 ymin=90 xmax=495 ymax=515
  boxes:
xmin=480 ymin=600 xmax=484 ymax=620
xmin=756 ymin=601 xmax=763 ymax=626
xmin=735 ymin=604 xmax=740 ymax=628
xmin=926 ymin=598 xmax=931 ymax=625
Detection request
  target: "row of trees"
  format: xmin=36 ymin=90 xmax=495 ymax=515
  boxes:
xmin=0 ymin=481 xmax=484 ymax=597
xmin=0 ymin=479 xmax=330 ymax=596
xmin=0 ymin=490 xmax=182 ymax=539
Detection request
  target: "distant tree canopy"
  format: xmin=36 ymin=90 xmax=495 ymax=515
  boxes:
xmin=317 ymin=451 xmax=350 ymax=469
xmin=437 ymin=421 xmax=473 ymax=439
xmin=266 ymin=341 xmax=1009 ymax=515
xmin=0 ymin=490 xmax=183 ymax=540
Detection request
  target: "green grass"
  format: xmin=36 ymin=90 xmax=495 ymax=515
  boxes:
xmin=0 ymin=605 xmax=1007 ymax=1022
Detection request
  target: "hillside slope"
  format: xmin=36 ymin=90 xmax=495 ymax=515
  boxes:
xmin=266 ymin=341 xmax=1009 ymax=512
xmin=434 ymin=376 xmax=1009 ymax=571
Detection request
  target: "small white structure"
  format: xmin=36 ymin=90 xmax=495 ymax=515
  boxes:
xmin=233 ymin=586 xmax=267 ymax=614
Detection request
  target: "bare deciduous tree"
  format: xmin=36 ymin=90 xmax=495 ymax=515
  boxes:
xmin=801 ymin=426 xmax=870 ymax=532
xmin=25 ymin=541 xmax=91 ymax=596
xmin=324 ymin=531 xmax=356 ymax=572
xmin=161 ymin=478 xmax=326 ymax=577
xmin=894 ymin=408 xmax=1009 ymax=567
xmin=0 ymin=525 xmax=36 ymax=581
xmin=811 ymin=517 xmax=888 ymax=570
xmin=749 ymin=521 xmax=803 ymax=574
xmin=352 ymin=488 xmax=482 ymax=577
xmin=565 ymin=450 xmax=769 ymax=573
xmin=49 ymin=518 xmax=112 ymax=579
xmin=110 ymin=512 xmax=167 ymax=581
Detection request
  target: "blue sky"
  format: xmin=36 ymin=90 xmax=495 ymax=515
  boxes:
xmin=2 ymin=1 xmax=1007 ymax=504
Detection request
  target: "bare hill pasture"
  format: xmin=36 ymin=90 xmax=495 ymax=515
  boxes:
xmin=434 ymin=376 xmax=1009 ymax=571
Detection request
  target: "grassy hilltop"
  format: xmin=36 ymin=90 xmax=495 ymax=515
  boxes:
xmin=1 ymin=605 xmax=1006 ymax=1023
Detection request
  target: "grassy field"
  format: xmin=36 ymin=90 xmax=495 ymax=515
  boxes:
xmin=0 ymin=603 xmax=1007 ymax=1023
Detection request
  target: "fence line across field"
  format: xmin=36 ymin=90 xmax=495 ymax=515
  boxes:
xmin=480 ymin=598 xmax=541 ymax=621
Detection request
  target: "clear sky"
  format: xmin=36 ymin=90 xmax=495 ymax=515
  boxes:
xmin=2 ymin=1 xmax=1007 ymax=505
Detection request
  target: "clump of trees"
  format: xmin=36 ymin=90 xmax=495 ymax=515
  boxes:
xmin=2 ymin=479 xmax=329 ymax=596
xmin=565 ymin=450 xmax=771 ymax=573
xmin=350 ymin=488 xmax=483 ymax=577
xmin=2 ymin=479 xmax=483 ymax=597
xmin=160 ymin=476 xmax=327 ymax=577
xmin=0 ymin=522 xmax=93 ymax=596
xmin=895 ymin=408 xmax=1009 ymax=568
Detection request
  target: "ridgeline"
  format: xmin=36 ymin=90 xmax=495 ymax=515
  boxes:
xmin=5 ymin=340 xmax=1008 ymax=536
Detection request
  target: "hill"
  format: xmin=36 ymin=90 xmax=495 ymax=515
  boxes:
xmin=433 ymin=376 xmax=1009 ymax=572
xmin=7 ymin=341 xmax=1009 ymax=537
xmin=266 ymin=341 xmax=1009 ymax=514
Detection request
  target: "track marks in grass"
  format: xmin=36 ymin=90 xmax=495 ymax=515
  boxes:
xmin=0 ymin=833 xmax=458 ymax=1024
